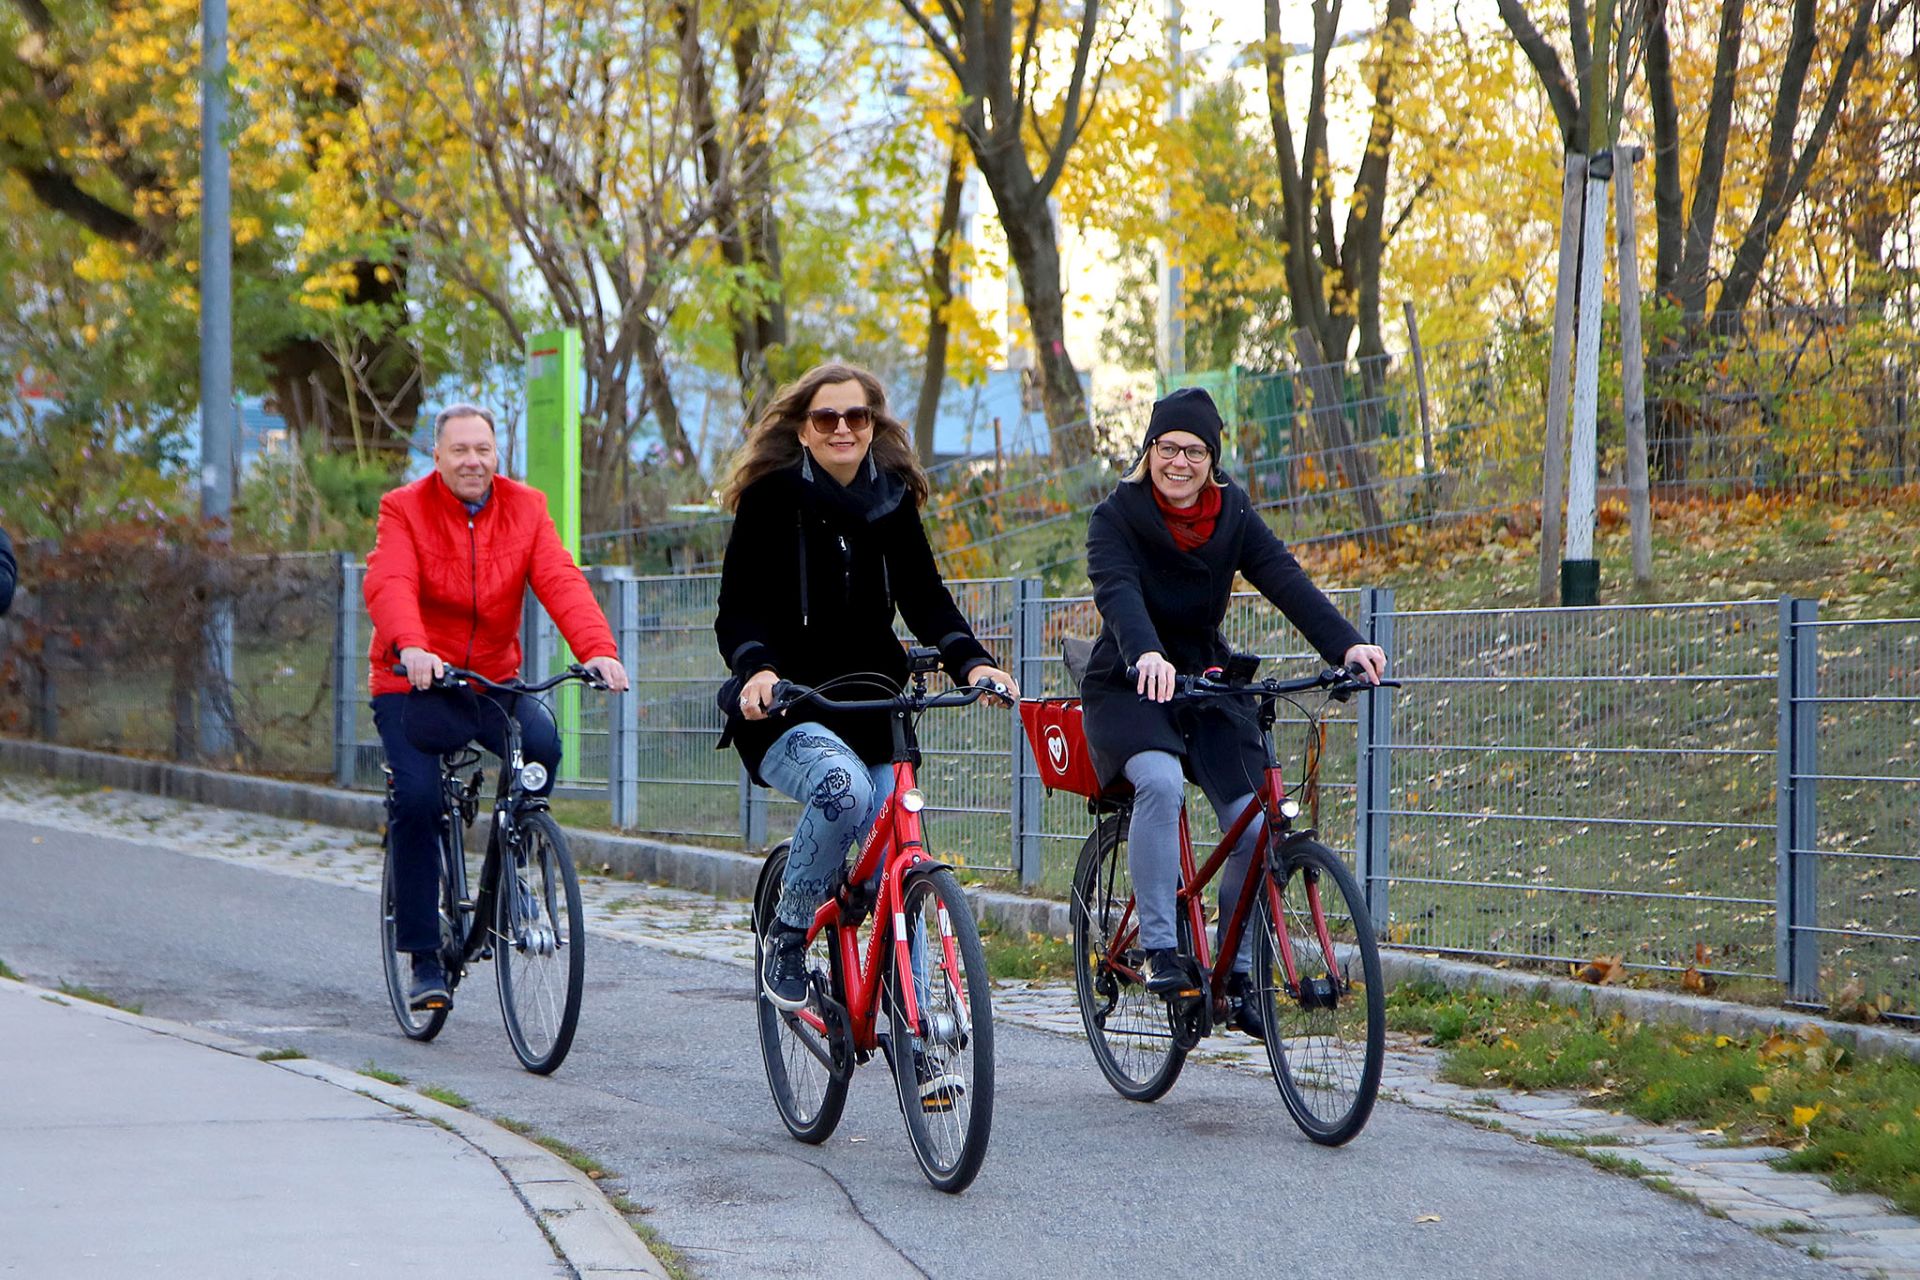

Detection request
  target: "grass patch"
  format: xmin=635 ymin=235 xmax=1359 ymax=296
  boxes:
xmin=975 ymin=918 xmax=1075 ymax=981
xmin=496 ymin=1116 xmax=606 ymax=1177
xmin=359 ymin=1062 xmax=408 ymax=1086
xmin=418 ymin=1085 xmax=472 ymax=1110
xmin=0 ymin=958 xmax=18 ymax=980
xmin=56 ymin=982 xmax=141 ymax=1014
xmin=608 ymin=1197 xmax=694 ymax=1280
xmin=1536 ymin=1133 xmax=1627 ymax=1150
xmin=1388 ymin=979 xmax=1920 ymax=1217
xmin=257 ymin=1047 xmax=306 ymax=1061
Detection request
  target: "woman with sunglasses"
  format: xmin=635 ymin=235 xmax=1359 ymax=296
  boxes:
xmin=716 ymin=361 xmax=1019 ymax=1008
xmin=1079 ymin=387 xmax=1385 ymax=1037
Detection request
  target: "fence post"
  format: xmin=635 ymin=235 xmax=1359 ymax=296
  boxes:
xmin=1354 ymin=586 xmax=1394 ymax=933
xmin=1011 ymin=577 xmax=1046 ymax=886
xmin=741 ymin=765 xmax=768 ymax=851
xmin=332 ymin=556 xmax=360 ymax=788
xmin=32 ymin=584 xmax=58 ymax=742
xmin=609 ymin=572 xmax=641 ymax=829
xmin=1776 ymin=597 xmax=1820 ymax=1002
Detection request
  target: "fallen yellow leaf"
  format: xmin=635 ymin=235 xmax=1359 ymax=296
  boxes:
xmin=1751 ymin=1085 xmax=1772 ymax=1103
xmin=1713 ymin=1035 xmax=1732 ymax=1047
xmin=1792 ymin=1103 xmax=1823 ymax=1128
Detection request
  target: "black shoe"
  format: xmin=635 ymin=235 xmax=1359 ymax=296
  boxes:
xmin=1140 ymin=948 xmax=1195 ymax=996
xmin=408 ymin=954 xmax=451 ymax=1012
xmin=1226 ymin=971 xmax=1267 ymax=1042
xmin=761 ymin=923 xmax=810 ymax=1010
xmin=913 ymin=1048 xmax=965 ymax=1113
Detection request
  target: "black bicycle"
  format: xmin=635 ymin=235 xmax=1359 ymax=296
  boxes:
xmin=379 ymin=662 xmax=608 ymax=1074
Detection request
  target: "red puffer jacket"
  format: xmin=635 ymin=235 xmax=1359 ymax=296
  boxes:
xmin=363 ymin=473 xmax=616 ymax=698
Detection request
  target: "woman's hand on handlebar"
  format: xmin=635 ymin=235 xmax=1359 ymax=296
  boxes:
xmin=740 ymin=669 xmax=781 ymax=721
xmin=1134 ymin=651 xmax=1177 ymax=703
xmin=398 ymin=646 xmax=445 ymax=691
xmin=582 ymin=654 xmax=631 ymax=693
xmin=1342 ymin=644 xmax=1387 ymax=686
xmin=967 ymin=663 xmax=1021 ymax=703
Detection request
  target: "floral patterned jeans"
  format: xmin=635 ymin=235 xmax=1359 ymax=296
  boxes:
xmin=759 ymin=722 xmax=895 ymax=931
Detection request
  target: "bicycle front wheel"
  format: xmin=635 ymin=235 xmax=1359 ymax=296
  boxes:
xmin=887 ymin=868 xmax=994 ymax=1193
xmin=753 ymin=843 xmax=849 ymax=1144
xmin=494 ymin=812 xmax=585 ymax=1074
xmin=381 ymin=840 xmax=449 ymax=1041
xmin=1253 ymin=838 xmax=1384 ymax=1145
xmin=1070 ymin=815 xmax=1186 ymax=1101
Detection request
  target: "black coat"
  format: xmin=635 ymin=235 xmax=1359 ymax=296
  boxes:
xmin=1080 ymin=478 xmax=1364 ymax=794
xmin=714 ymin=455 xmax=994 ymax=783
xmin=0 ymin=524 xmax=14 ymax=618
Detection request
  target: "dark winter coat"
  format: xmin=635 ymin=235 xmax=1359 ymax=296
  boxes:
xmin=1081 ymin=478 xmax=1364 ymax=794
xmin=0 ymin=524 xmax=14 ymax=617
xmin=714 ymin=454 xmax=994 ymax=783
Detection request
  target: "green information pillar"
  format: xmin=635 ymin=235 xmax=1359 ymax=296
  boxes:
xmin=526 ymin=329 xmax=584 ymax=762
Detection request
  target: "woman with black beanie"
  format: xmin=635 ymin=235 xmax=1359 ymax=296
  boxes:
xmin=1079 ymin=386 xmax=1386 ymax=1037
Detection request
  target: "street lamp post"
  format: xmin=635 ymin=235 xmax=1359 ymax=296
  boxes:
xmin=199 ymin=0 xmax=234 ymax=757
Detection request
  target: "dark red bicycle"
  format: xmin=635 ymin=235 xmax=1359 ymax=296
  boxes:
xmin=1028 ymin=658 xmax=1395 ymax=1145
xmin=750 ymin=648 xmax=1002 ymax=1192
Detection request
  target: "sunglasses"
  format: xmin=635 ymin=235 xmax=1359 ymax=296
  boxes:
xmin=1153 ymin=441 xmax=1211 ymax=465
xmin=805 ymin=405 xmax=874 ymax=433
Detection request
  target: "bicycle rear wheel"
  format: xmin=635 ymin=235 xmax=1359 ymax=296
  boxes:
xmin=381 ymin=838 xmax=449 ymax=1041
xmin=494 ymin=812 xmax=585 ymax=1074
xmin=886 ymin=867 xmax=994 ymax=1193
xmin=753 ymin=844 xmax=849 ymax=1144
xmin=1253 ymin=838 xmax=1384 ymax=1145
xmin=1070 ymin=814 xmax=1186 ymax=1101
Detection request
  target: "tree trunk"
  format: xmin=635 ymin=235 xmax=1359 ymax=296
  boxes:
xmin=913 ymin=145 xmax=966 ymax=465
xmin=994 ymin=183 xmax=1091 ymax=460
xmin=1294 ymin=328 xmax=1386 ymax=538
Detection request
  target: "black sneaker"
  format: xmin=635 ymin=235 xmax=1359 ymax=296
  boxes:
xmin=914 ymin=1048 xmax=965 ymax=1113
xmin=761 ymin=923 xmax=810 ymax=1010
xmin=409 ymin=953 xmax=451 ymax=1012
xmin=1140 ymin=948 xmax=1195 ymax=996
xmin=1225 ymin=971 xmax=1267 ymax=1042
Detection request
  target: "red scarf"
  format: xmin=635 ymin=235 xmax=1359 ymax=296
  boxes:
xmin=1153 ymin=482 xmax=1221 ymax=552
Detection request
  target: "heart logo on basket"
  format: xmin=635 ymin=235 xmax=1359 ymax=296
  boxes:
xmin=1044 ymin=724 xmax=1068 ymax=774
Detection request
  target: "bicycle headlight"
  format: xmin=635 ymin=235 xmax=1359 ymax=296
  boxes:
xmin=900 ymin=788 xmax=926 ymax=813
xmin=1278 ymin=798 xmax=1301 ymax=820
xmin=519 ymin=762 xmax=550 ymax=792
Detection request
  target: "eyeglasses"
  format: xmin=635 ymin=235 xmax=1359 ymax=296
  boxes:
xmin=805 ymin=406 xmax=874 ymax=433
xmin=1153 ymin=441 xmax=1211 ymax=465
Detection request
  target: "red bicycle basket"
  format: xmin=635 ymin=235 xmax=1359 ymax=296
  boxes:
xmin=1019 ymin=698 xmax=1105 ymax=798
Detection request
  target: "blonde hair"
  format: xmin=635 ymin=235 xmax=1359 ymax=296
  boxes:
xmin=1123 ymin=445 xmax=1227 ymax=487
xmin=720 ymin=362 xmax=928 ymax=511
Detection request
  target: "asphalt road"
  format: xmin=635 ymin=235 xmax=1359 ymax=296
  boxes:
xmin=2 ymin=811 xmax=1843 ymax=1280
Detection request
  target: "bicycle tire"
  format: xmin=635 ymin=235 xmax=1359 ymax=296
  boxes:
xmin=886 ymin=867 xmax=994 ymax=1193
xmin=752 ymin=844 xmax=849 ymax=1144
xmin=1070 ymin=814 xmax=1187 ymax=1102
xmin=1253 ymin=838 xmax=1384 ymax=1145
xmin=494 ymin=811 xmax=585 ymax=1074
xmin=381 ymin=837 xmax=449 ymax=1042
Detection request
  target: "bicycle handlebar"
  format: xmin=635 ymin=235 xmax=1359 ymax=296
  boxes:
xmin=389 ymin=662 xmax=612 ymax=695
xmin=765 ymin=677 xmax=1011 ymax=716
xmin=1123 ymin=662 xmax=1401 ymax=702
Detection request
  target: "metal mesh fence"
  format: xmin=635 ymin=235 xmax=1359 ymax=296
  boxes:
xmin=1796 ymin=617 xmax=1919 ymax=1019
xmin=1381 ymin=601 xmax=1781 ymax=980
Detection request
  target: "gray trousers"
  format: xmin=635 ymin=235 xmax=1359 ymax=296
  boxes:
xmin=1123 ymin=750 xmax=1264 ymax=969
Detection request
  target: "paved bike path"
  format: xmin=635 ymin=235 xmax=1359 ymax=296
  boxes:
xmin=0 ymin=978 xmax=665 ymax=1279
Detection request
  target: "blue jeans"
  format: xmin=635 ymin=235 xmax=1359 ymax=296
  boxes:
xmin=373 ymin=688 xmax=561 ymax=954
xmin=758 ymin=722 xmax=894 ymax=931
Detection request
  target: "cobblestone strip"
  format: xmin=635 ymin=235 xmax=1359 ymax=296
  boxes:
xmin=5 ymin=773 xmax=1916 ymax=1277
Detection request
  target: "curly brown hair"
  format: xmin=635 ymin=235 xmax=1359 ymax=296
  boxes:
xmin=720 ymin=362 xmax=928 ymax=511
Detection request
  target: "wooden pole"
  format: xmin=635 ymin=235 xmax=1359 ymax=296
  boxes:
xmin=1615 ymin=143 xmax=1652 ymax=587
xmin=1402 ymin=300 xmax=1437 ymax=510
xmin=1538 ymin=152 xmax=1587 ymax=606
xmin=992 ymin=416 xmax=1004 ymax=489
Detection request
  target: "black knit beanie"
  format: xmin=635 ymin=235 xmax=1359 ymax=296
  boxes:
xmin=1142 ymin=386 xmax=1223 ymax=464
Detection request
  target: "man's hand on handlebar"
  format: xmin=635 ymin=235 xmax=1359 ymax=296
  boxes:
xmin=583 ymin=654 xmax=631 ymax=693
xmin=398 ymin=646 xmax=446 ymax=692
xmin=966 ymin=663 xmax=1021 ymax=704
xmin=1342 ymin=643 xmax=1387 ymax=685
xmin=1134 ymin=651 xmax=1177 ymax=704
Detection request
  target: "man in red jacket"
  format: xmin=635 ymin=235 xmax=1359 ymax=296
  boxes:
xmin=365 ymin=403 xmax=630 ymax=1010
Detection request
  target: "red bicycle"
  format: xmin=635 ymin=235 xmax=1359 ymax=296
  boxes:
xmin=1030 ymin=658 xmax=1394 ymax=1145
xmin=750 ymin=648 xmax=1002 ymax=1193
